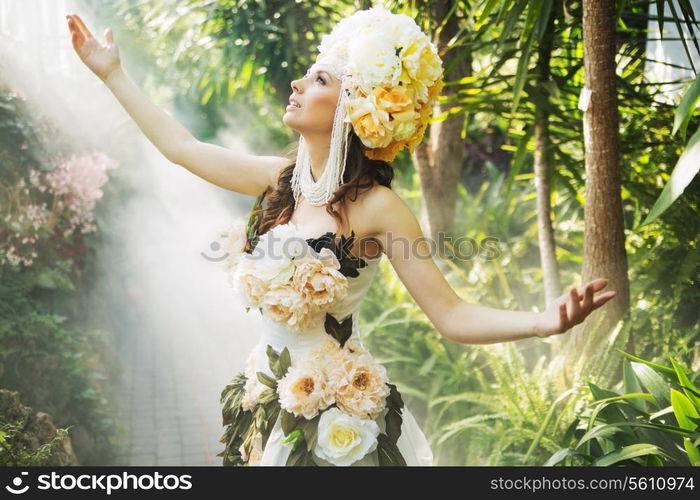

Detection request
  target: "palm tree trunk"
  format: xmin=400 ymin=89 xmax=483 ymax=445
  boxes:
xmin=412 ymin=0 xmax=471 ymax=244
xmin=534 ymin=2 xmax=562 ymax=306
xmin=564 ymin=0 xmax=631 ymax=383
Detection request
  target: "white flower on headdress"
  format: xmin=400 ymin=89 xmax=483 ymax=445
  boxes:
xmin=347 ymin=33 xmax=402 ymax=88
xmin=313 ymin=6 xmax=444 ymax=161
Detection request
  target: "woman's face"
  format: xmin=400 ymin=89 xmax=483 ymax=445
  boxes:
xmin=283 ymin=63 xmax=341 ymax=137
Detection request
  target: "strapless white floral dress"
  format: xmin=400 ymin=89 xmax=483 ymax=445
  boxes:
xmin=218 ymin=191 xmax=434 ymax=467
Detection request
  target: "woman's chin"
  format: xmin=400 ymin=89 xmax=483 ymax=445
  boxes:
xmin=282 ymin=114 xmax=301 ymax=132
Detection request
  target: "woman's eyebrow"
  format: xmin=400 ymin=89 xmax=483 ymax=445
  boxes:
xmin=305 ymin=69 xmax=333 ymax=80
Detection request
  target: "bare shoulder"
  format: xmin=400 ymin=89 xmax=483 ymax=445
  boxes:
xmin=362 ymin=184 xmax=411 ymax=235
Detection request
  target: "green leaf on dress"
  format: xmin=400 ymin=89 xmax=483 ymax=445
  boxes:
xmin=257 ymin=371 xmax=277 ymax=389
xmin=324 ymin=313 xmax=353 ymax=347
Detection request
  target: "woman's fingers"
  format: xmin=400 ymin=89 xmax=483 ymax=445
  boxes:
xmin=581 ymin=283 xmax=594 ymax=311
xmin=558 ymin=303 xmax=568 ymax=332
xmin=72 ymin=13 xmax=94 ymax=41
xmin=67 ymin=16 xmax=84 ymax=49
xmin=592 ymin=291 xmax=617 ymax=309
xmin=70 ymin=31 xmax=81 ymax=53
xmin=573 ymin=278 xmax=607 ymax=297
xmin=569 ymin=287 xmax=581 ymax=321
xmin=105 ymin=27 xmax=114 ymax=45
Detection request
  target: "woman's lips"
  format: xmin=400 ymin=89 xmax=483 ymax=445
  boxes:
xmin=286 ymin=104 xmax=300 ymax=111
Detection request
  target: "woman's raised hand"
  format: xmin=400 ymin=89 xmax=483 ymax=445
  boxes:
xmin=66 ymin=13 xmax=121 ymax=82
xmin=534 ymin=278 xmax=617 ymax=338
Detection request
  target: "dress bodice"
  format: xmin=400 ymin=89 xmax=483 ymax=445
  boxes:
xmin=249 ymin=224 xmax=383 ymax=378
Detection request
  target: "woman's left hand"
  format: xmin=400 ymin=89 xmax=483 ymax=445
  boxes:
xmin=535 ymin=278 xmax=617 ymax=338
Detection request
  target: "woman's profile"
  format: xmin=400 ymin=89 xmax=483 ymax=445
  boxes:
xmin=66 ymin=7 xmax=616 ymax=466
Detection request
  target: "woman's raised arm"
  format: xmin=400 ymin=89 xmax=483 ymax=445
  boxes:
xmin=66 ymin=13 xmax=288 ymax=197
xmin=364 ymin=186 xmax=617 ymax=344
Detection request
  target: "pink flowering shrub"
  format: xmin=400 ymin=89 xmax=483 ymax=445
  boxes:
xmin=1 ymin=152 xmax=118 ymax=267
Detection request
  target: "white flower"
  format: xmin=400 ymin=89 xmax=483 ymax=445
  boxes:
xmin=313 ymin=407 xmax=380 ymax=466
xmin=239 ymin=431 xmax=264 ymax=465
xmin=242 ymin=374 xmax=267 ymax=411
xmin=347 ymin=32 xmax=402 ymax=87
xmin=248 ymin=223 xmax=312 ymax=284
xmin=221 ymin=217 xmax=248 ymax=272
xmin=327 ymin=348 xmax=390 ymax=420
xmin=241 ymin=350 xmax=267 ymax=411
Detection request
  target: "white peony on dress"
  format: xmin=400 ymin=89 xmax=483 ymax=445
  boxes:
xmin=219 ymin=193 xmax=434 ymax=467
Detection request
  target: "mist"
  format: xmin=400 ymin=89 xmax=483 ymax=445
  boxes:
xmin=0 ymin=0 xmax=264 ymax=465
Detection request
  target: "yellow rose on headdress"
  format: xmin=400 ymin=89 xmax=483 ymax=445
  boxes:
xmin=345 ymin=95 xmax=393 ymax=149
xmin=363 ymin=139 xmax=408 ymax=162
xmin=373 ymin=86 xmax=412 ymax=114
xmin=391 ymin=108 xmax=420 ymax=141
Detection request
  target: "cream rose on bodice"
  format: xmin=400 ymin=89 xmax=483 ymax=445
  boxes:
xmin=232 ymin=223 xmax=349 ymax=333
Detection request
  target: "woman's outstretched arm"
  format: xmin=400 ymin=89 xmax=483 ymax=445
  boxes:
xmin=364 ymin=186 xmax=617 ymax=345
xmin=66 ymin=13 xmax=288 ymax=197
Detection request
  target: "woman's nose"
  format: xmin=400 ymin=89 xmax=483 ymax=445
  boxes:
xmin=291 ymin=78 xmax=303 ymax=93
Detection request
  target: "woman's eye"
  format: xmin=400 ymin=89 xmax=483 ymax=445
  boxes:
xmin=316 ymin=76 xmax=325 ymax=85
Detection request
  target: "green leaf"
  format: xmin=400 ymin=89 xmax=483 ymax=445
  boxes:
xmin=656 ymin=0 xmax=665 ymax=37
xmin=278 ymin=347 xmax=292 ymax=378
xmin=323 ymin=313 xmax=353 ymax=347
xmin=623 ymin=360 xmax=648 ymax=413
xmin=615 ymin=350 xmax=675 ymax=376
xmin=673 ymin=73 xmax=700 ymax=138
xmin=670 ymin=358 xmax=700 ymax=408
xmin=385 ymin=408 xmax=403 ymax=444
xmin=376 ymin=433 xmax=407 ymax=466
xmin=280 ymin=410 xmax=297 ymax=436
xmin=631 ymin=362 xmax=671 ymax=408
xmin=592 ymin=443 xmax=670 ymax=466
xmin=256 ymin=371 xmax=277 ymax=390
xmin=387 ymin=383 xmax=405 ymax=410
xmin=544 ymin=447 xmax=591 ymax=466
xmin=671 ymin=389 xmax=699 ymax=431
xmin=639 ymin=125 xmax=700 ymax=228
xmin=475 ymin=0 xmax=502 ymax=29
xmin=282 ymin=428 xmax=303 ymax=452
xmin=301 ymin=418 xmax=319 ymax=452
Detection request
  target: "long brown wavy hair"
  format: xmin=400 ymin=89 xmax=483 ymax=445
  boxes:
xmin=252 ymin=130 xmax=394 ymax=241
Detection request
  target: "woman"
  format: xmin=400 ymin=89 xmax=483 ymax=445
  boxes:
xmin=66 ymin=7 xmax=616 ymax=466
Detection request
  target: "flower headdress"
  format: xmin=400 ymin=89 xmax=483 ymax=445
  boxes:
xmin=291 ymin=7 xmax=445 ymax=207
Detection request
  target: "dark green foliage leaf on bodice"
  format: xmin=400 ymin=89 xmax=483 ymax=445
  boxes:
xmin=324 ymin=313 xmax=353 ymax=348
xmin=306 ymin=230 xmax=368 ymax=278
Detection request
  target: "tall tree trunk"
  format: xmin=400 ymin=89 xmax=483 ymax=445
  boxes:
xmin=564 ymin=0 xmax=631 ymax=383
xmin=534 ymin=3 xmax=562 ymax=306
xmin=412 ymin=1 xmax=471 ymax=246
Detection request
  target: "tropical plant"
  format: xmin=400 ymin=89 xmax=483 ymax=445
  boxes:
xmin=547 ymin=351 xmax=700 ymax=466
